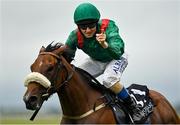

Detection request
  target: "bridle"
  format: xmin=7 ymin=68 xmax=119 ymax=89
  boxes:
xmin=30 ymin=51 xmax=74 ymax=120
xmin=29 ymin=51 xmax=106 ymax=121
xmin=39 ymin=52 xmax=74 ymax=98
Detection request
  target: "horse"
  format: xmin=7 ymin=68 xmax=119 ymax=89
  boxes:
xmin=23 ymin=43 xmax=180 ymax=124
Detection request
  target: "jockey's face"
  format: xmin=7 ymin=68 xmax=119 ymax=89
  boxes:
xmin=78 ymin=23 xmax=96 ymax=38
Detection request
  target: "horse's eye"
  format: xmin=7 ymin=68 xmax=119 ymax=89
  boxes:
xmin=47 ymin=66 xmax=54 ymax=72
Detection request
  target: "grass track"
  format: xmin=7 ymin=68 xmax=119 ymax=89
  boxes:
xmin=1 ymin=115 xmax=60 ymax=124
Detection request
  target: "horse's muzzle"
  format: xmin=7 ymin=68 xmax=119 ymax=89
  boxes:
xmin=23 ymin=95 xmax=40 ymax=110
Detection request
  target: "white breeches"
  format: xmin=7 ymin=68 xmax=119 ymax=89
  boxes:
xmin=78 ymin=53 xmax=128 ymax=88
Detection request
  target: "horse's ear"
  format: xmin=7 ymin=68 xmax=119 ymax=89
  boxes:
xmin=56 ymin=45 xmax=74 ymax=63
xmin=39 ymin=46 xmax=45 ymax=53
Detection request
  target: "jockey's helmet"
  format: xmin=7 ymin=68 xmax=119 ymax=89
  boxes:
xmin=74 ymin=3 xmax=100 ymax=25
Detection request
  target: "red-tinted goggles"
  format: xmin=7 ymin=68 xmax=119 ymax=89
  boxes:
xmin=78 ymin=22 xmax=97 ymax=30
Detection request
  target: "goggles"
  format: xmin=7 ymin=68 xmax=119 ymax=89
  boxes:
xmin=78 ymin=22 xmax=97 ymax=30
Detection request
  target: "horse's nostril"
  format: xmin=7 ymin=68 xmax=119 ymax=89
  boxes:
xmin=29 ymin=96 xmax=38 ymax=103
xmin=24 ymin=95 xmax=39 ymax=110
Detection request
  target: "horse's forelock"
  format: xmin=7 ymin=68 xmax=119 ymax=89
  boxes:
xmin=43 ymin=42 xmax=74 ymax=63
xmin=45 ymin=42 xmax=64 ymax=52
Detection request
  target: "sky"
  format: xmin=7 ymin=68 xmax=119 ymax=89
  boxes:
xmin=0 ymin=0 xmax=180 ymax=114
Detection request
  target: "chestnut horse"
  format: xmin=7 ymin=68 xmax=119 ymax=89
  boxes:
xmin=23 ymin=43 xmax=180 ymax=124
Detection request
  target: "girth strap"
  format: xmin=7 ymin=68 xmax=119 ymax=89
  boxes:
xmin=62 ymin=103 xmax=106 ymax=119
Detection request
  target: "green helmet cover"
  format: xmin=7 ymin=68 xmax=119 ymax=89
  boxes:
xmin=74 ymin=3 xmax=100 ymax=24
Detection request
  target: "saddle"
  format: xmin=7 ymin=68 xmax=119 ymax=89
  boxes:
xmin=101 ymin=84 xmax=154 ymax=124
xmin=76 ymin=67 xmax=154 ymax=124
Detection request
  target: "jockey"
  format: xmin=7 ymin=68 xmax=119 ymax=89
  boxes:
xmin=65 ymin=2 xmax=145 ymax=123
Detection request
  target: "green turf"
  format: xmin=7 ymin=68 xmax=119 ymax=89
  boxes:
xmin=1 ymin=116 xmax=60 ymax=124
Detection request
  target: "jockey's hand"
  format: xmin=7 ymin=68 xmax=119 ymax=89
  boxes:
xmin=96 ymin=29 xmax=108 ymax=48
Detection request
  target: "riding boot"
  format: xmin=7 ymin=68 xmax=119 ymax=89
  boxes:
xmin=109 ymin=82 xmax=145 ymax=123
xmin=122 ymin=94 xmax=145 ymax=123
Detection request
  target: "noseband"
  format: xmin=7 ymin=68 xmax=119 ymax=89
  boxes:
xmin=30 ymin=51 xmax=74 ymax=120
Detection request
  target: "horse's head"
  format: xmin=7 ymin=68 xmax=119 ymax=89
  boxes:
xmin=23 ymin=42 xmax=74 ymax=110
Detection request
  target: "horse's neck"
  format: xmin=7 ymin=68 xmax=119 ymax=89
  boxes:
xmin=57 ymin=69 xmax=102 ymax=116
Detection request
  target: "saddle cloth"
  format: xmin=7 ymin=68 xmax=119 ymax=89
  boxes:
xmin=127 ymin=84 xmax=154 ymax=117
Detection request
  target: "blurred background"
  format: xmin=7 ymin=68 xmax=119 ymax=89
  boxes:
xmin=0 ymin=0 xmax=179 ymax=124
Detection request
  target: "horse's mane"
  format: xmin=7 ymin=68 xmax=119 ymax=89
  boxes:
xmin=75 ymin=67 xmax=113 ymax=95
xmin=45 ymin=42 xmax=74 ymax=62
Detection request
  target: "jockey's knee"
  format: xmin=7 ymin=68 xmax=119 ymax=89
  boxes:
xmin=103 ymin=78 xmax=125 ymax=94
xmin=102 ymin=75 xmax=119 ymax=88
xmin=109 ymin=81 xmax=124 ymax=94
